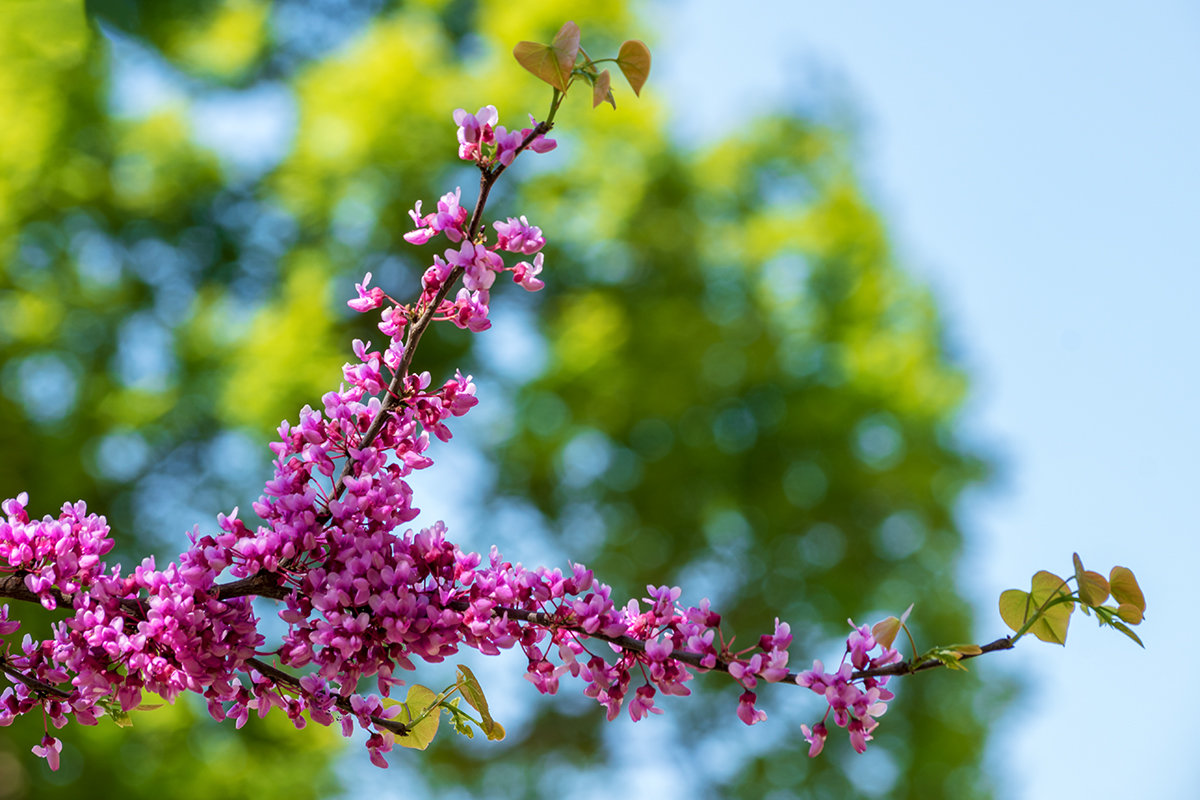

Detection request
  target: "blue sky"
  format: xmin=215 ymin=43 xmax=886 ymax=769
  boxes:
xmin=649 ymin=1 xmax=1198 ymax=797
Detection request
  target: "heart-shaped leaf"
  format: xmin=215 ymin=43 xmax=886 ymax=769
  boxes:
xmin=394 ymin=684 xmax=441 ymax=750
xmin=592 ymin=68 xmax=615 ymax=108
xmin=1109 ymin=566 xmax=1145 ymax=613
xmin=1072 ymin=553 xmax=1111 ymax=606
xmin=999 ymin=588 xmax=1033 ymax=634
xmin=998 ymin=571 xmax=1074 ymax=645
xmin=513 ymin=41 xmax=570 ymax=92
xmin=1116 ymin=603 xmax=1143 ymax=625
xmin=551 ymin=21 xmax=581 ymax=72
xmin=513 ymin=22 xmax=580 ymax=94
xmin=616 ymin=39 xmax=651 ymax=96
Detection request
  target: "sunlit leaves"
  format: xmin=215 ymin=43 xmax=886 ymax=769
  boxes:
xmin=1072 ymin=552 xmax=1110 ymax=607
xmin=512 ymin=22 xmax=649 ymax=110
xmin=389 ymin=668 xmax=506 ymax=749
xmin=1078 ymin=555 xmax=1146 ymax=646
xmin=456 ymin=664 xmax=505 ymax=741
xmin=616 ymin=39 xmax=651 ymax=96
xmin=513 ymin=21 xmax=580 ymax=92
xmin=999 ymin=570 xmax=1074 ymax=645
xmin=1109 ymin=566 xmax=1146 ymax=614
xmin=923 ymin=644 xmax=982 ymax=671
xmin=998 ymin=556 xmax=1145 ymax=648
xmin=592 ymin=68 xmax=614 ymax=109
xmin=393 ymin=684 xmax=441 ymax=751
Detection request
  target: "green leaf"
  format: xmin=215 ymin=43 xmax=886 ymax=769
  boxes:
xmin=998 ymin=588 xmax=1032 ymax=634
xmin=1109 ymin=618 xmax=1145 ymax=648
xmin=592 ymin=68 xmax=615 ymax=109
xmin=1079 ymin=571 xmax=1110 ymax=606
xmin=551 ymin=20 xmax=581 ymax=71
xmin=998 ymin=570 xmax=1074 ymax=645
xmin=446 ymin=698 xmax=474 ymax=738
xmin=1073 ymin=552 xmax=1111 ymax=606
xmin=616 ymin=39 xmax=651 ymax=96
xmin=109 ymin=708 xmax=133 ymax=728
xmin=927 ymin=647 xmax=970 ymax=671
xmin=1116 ymin=602 xmax=1143 ymax=625
xmin=513 ymin=41 xmax=569 ymax=92
xmin=457 ymin=664 xmax=505 ymax=741
xmin=1029 ymin=570 xmax=1074 ymax=644
xmin=394 ymin=684 xmax=441 ymax=750
xmin=1109 ymin=566 xmax=1146 ymax=614
xmin=513 ymin=22 xmax=580 ymax=94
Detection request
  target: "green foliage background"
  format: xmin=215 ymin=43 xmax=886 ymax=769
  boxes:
xmin=0 ymin=0 xmax=1006 ymax=797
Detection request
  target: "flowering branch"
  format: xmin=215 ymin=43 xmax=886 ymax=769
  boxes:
xmin=0 ymin=22 xmax=1144 ymax=774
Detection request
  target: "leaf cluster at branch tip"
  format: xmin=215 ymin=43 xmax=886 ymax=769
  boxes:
xmin=513 ymin=21 xmax=651 ymax=109
xmin=998 ymin=554 xmax=1146 ymax=647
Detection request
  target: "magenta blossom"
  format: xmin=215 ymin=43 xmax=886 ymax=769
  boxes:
xmin=511 ymin=253 xmax=545 ymax=292
xmin=404 ymin=188 xmax=469 ymax=245
xmin=348 ymin=272 xmax=386 ymax=312
xmin=493 ymin=216 xmax=545 ymax=254
xmin=453 ymin=106 xmax=498 ymax=161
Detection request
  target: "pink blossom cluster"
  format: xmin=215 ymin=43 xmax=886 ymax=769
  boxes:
xmin=0 ymin=278 xmax=794 ymax=768
xmin=0 ymin=101 xmax=811 ymax=772
xmin=796 ymin=621 xmax=902 ymax=756
xmin=0 ymin=494 xmax=265 ymax=764
xmin=0 ymin=495 xmax=114 ymax=609
xmin=453 ymin=105 xmax=556 ymax=166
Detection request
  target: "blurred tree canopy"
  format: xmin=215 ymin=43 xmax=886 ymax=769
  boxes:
xmin=0 ymin=0 xmax=1004 ymax=798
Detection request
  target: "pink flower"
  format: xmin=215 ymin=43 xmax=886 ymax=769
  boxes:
xmin=628 ymin=684 xmax=662 ymax=721
xmin=446 ymin=240 xmax=500 ymax=292
xmin=32 ymin=735 xmax=61 ymax=771
xmin=523 ymin=114 xmax=557 ymax=153
xmin=736 ymin=690 xmax=767 ymax=725
xmin=493 ymin=126 xmax=524 ymax=167
xmin=404 ymin=189 xmax=468 ymax=245
xmin=453 ymin=106 xmax=498 ymax=161
xmin=494 ymin=216 xmax=545 ymax=254
xmin=348 ymin=273 xmax=385 ymax=312
xmin=801 ymin=722 xmax=827 ymax=757
xmin=511 ymin=253 xmax=545 ymax=292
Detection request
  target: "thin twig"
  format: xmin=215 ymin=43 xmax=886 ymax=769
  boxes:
xmin=0 ymin=656 xmax=74 ymax=700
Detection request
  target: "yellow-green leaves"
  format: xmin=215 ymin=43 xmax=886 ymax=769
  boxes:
xmin=392 ymin=684 xmax=441 ymax=750
xmin=592 ymin=68 xmax=614 ymax=109
xmin=616 ymin=39 xmax=651 ymax=96
xmin=999 ymin=570 xmax=1074 ymax=645
xmin=871 ymin=603 xmax=913 ymax=649
xmin=1110 ymin=566 xmax=1146 ymax=619
xmin=512 ymin=22 xmax=650 ymax=110
xmin=924 ymin=644 xmax=983 ymax=671
xmin=457 ymin=664 xmax=505 ymax=741
xmin=1073 ymin=552 xmax=1111 ymax=607
xmin=388 ymin=668 xmax=506 ymax=750
xmin=999 ymin=556 xmax=1146 ymax=648
xmin=513 ymin=21 xmax=580 ymax=93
